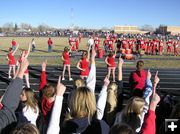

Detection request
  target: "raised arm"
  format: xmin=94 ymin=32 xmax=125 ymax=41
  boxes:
xmin=86 ymin=49 xmax=96 ymax=92
xmin=47 ymin=76 xmax=66 ymax=134
xmin=39 ymin=60 xmax=47 ymax=91
xmin=118 ymin=56 xmax=124 ymax=81
xmin=141 ymin=73 xmax=160 ymax=134
xmin=96 ymin=76 xmax=110 ymax=120
xmin=0 ymin=59 xmax=29 ymax=132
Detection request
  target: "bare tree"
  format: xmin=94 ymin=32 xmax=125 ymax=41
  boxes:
xmin=14 ymin=23 xmax=18 ymax=32
xmin=141 ymin=24 xmax=155 ymax=32
xmin=37 ymin=24 xmax=50 ymax=32
xmin=20 ymin=23 xmax=31 ymax=30
xmin=2 ymin=22 xmax=14 ymax=32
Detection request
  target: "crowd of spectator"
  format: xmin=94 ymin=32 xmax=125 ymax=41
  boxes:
xmin=0 ymin=44 xmax=179 ymax=134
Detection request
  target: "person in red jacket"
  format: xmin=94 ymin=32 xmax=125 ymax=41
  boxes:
xmin=159 ymin=39 xmax=164 ymax=55
xmin=47 ymin=38 xmax=53 ymax=52
xmin=166 ymin=39 xmax=172 ymax=56
xmin=7 ymin=44 xmax=19 ymax=78
xmin=69 ymin=37 xmax=76 ymax=51
xmin=11 ymin=39 xmax=17 ymax=51
xmin=173 ymin=40 xmax=179 ymax=56
xmin=76 ymin=50 xmax=90 ymax=79
xmin=75 ymin=38 xmax=79 ymax=50
xmin=151 ymin=39 xmax=157 ymax=55
xmin=39 ymin=61 xmax=56 ymax=133
xmin=108 ymin=38 xmax=114 ymax=51
xmin=94 ymin=37 xmax=100 ymax=51
xmin=129 ymin=60 xmax=147 ymax=92
xmin=146 ymin=39 xmax=151 ymax=55
xmin=61 ymin=47 xmax=73 ymax=81
xmin=105 ymin=51 xmax=117 ymax=82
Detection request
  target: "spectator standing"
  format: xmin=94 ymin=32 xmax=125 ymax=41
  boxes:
xmin=31 ymin=38 xmax=36 ymax=52
xmin=47 ymin=38 xmax=53 ymax=52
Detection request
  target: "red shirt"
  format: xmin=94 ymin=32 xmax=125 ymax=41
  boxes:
xmin=8 ymin=52 xmax=16 ymax=65
xmin=129 ymin=70 xmax=147 ymax=91
xmin=94 ymin=39 xmax=100 ymax=45
xmin=48 ymin=39 xmax=53 ymax=46
xmin=63 ymin=52 xmax=70 ymax=65
xmin=107 ymin=56 xmax=116 ymax=67
xmin=80 ymin=58 xmax=89 ymax=76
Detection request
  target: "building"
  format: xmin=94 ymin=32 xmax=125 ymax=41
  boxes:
xmin=114 ymin=25 xmax=148 ymax=34
xmin=157 ymin=26 xmax=180 ymax=34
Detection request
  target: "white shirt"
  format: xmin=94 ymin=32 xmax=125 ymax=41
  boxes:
xmin=23 ymin=105 xmax=39 ymax=126
xmin=88 ymin=38 xmax=94 ymax=47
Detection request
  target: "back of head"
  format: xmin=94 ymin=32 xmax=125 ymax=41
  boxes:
xmin=22 ymin=88 xmax=38 ymax=112
xmin=109 ymin=123 xmax=135 ymax=134
xmin=124 ymin=97 xmax=145 ymax=115
xmin=120 ymin=97 xmax=145 ymax=130
xmin=42 ymin=85 xmax=56 ymax=99
xmin=108 ymin=51 xmax=114 ymax=57
xmin=68 ymin=86 xmax=96 ymax=121
xmin=136 ymin=60 xmax=144 ymax=71
xmin=74 ymin=79 xmax=85 ymax=89
xmin=106 ymin=82 xmax=118 ymax=111
xmin=64 ymin=47 xmax=69 ymax=52
xmin=11 ymin=123 xmax=39 ymax=134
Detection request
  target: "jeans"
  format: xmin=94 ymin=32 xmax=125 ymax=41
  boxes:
xmin=48 ymin=45 xmax=52 ymax=52
xmin=32 ymin=44 xmax=36 ymax=52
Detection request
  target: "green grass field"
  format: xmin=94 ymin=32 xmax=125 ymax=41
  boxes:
xmin=0 ymin=37 xmax=180 ymax=68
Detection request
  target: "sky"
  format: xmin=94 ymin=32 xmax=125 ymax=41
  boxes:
xmin=0 ymin=0 xmax=180 ymax=29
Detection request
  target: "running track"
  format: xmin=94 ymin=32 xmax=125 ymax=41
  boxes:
xmin=0 ymin=64 xmax=180 ymax=101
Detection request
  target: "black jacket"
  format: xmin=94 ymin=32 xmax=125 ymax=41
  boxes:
xmin=61 ymin=117 xmax=109 ymax=134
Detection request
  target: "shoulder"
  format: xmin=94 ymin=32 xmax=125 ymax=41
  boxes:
xmin=84 ymin=119 xmax=109 ymax=134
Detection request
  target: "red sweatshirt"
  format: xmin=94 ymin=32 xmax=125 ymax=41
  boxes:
xmin=141 ymin=110 xmax=156 ymax=134
xmin=39 ymin=70 xmax=54 ymax=122
xmin=129 ymin=70 xmax=147 ymax=91
xmin=39 ymin=71 xmax=47 ymax=91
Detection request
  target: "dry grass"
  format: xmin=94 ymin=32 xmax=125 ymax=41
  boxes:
xmin=0 ymin=37 xmax=180 ymax=68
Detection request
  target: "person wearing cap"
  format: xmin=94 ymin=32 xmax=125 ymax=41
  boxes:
xmin=61 ymin=47 xmax=73 ymax=81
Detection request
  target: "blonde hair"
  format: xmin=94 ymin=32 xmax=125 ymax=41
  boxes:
xmin=68 ymin=86 xmax=96 ymax=122
xmin=115 ymin=97 xmax=145 ymax=130
xmin=123 ymin=97 xmax=145 ymax=116
xmin=106 ymin=82 xmax=118 ymax=112
xmin=23 ymin=88 xmax=39 ymax=113
xmin=74 ymin=79 xmax=85 ymax=89
xmin=105 ymin=82 xmax=118 ymax=125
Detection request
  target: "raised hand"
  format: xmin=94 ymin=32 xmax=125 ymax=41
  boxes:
xmin=147 ymin=69 xmax=151 ymax=80
xmin=154 ymin=71 xmax=160 ymax=87
xmin=56 ymin=76 xmax=66 ymax=96
xmin=104 ymin=76 xmax=110 ymax=87
xmin=41 ymin=60 xmax=47 ymax=71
